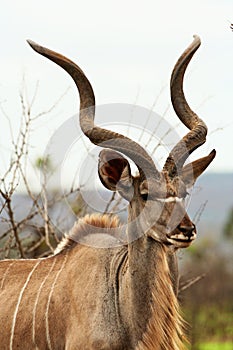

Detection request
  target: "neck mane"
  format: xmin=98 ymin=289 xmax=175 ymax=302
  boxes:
xmin=134 ymin=243 xmax=186 ymax=350
xmin=54 ymin=214 xmax=124 ymax=252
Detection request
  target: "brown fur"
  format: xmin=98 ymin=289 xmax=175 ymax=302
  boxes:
xmin=0 ymin=214 xmax=186 ymax=350
xmin=60 ymin=215 xmax=185 ymax=347
xmin=56 ymin=215 xmax=186 ymax=349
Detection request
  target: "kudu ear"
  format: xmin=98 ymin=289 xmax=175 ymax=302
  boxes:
xmin=98 ymin=149 xmax=133 ymax=199
xmin=181 ymin=149 xmax=216 ymax=187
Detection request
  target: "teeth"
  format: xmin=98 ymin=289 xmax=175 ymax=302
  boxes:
xmin=171 ymin=233 xmax=189 ymax=240
xmin=170 ymin=233 xmax=196 ymax=241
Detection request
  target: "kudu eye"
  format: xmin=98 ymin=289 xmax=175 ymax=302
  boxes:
xmin=180 ymin=190 xmax=189 ymax=200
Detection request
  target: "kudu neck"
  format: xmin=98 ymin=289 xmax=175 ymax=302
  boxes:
xmin=125 ymin=205 xmax=183 ymax=349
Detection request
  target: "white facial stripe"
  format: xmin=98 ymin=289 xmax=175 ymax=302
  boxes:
xmin=157 ymin=196 xmax=183 ymax=203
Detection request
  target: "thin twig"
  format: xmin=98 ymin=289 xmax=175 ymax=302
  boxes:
xmin=179 ymin=274 xmax=206 ymax=294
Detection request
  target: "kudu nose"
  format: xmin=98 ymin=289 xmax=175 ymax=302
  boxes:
xmin=178 ymin=224 xmax=196 ymax=238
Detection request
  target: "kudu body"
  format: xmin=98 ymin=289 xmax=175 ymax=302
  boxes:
xmin=0 ymin=36 xmax=215 ymax=349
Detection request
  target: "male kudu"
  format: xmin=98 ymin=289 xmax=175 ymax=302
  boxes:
xmin=0 ymin=36 xmax=215 ymax=349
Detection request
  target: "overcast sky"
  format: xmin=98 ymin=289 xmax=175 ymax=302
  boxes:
xmin=0 ymin=0 xmax=233 ymax=180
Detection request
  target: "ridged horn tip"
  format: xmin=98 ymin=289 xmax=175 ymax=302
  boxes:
xmin=192 ymin=35 xmax=201 ymax=45
xmin=209 ymin=149 xmax=216 ymax=158
xmin=27 ymin=39 xmax=39 ymax=50
xmin=27 ymin=40 xmax=46 ymax=56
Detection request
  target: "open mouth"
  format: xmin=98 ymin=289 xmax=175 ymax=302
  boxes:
xmin=167 ymin=232 xmax=196 ymax=243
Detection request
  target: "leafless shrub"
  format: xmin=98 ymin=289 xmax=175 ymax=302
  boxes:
xmin=0 ymin=80 xmax=80 ymax=258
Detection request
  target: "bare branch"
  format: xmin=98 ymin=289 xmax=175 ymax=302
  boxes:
xmin=178 ymin=273 xmax=206 ymax=295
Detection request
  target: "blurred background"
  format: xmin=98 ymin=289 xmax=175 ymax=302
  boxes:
xmin=0 ymin=1 xmax=232 ymax=349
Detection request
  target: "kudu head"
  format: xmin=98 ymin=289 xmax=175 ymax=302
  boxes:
xmin=28 ymin=35 xmax=215 ymax=248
